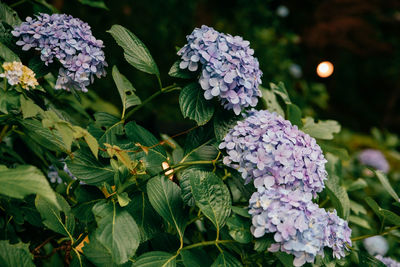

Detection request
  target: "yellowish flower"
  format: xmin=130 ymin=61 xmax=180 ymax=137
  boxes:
xmin=0 ymin=61 xmax=38 ymax=89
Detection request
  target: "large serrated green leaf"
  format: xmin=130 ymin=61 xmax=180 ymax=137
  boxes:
xmin=35 ymin=194 xmax=75 ymax=239
xmin=0 ymin=241 xmax=34 ymax=267
xmin=108 ymin=25 xmax=159 ymax=77
xmin=93 ymin=201 xmax=140 ymax=264
xmin=261 ymin=86 xmax=284 ymax=116
xmin=0 ymin=42 xmax=19 ymax=61
xmin=179 ymin=83 xmax=214 ymax=126
xmin=301 ymin=117 xmax=341 ymax=140
xmin=82 ymin=235 xmax=120 ymax=267
xmin=112 ymin=66 xmax=141 ymax=112
xmin=226 ymin=214 xmax=252 ymax=243
xmin=0 ymin=165 xmax=58 ymax=208
xmin=147 ymin=176 xmax=186 ymax=243
xmin=188 ymin=169 xmax=231 ymax=231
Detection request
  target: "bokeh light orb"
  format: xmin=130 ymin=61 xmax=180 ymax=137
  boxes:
xmin=316 ymin=61 xmax=334 ymax=78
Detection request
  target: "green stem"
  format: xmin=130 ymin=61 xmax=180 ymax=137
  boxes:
xmin=124 ymin=84 xmax=179 ymax=120
xmin=0 ymin=125 xmax=10 ymax=143
xmin=3 ymin=78 xmax=7 ymax=92
xmin=181 ymin=240 xmax=235 ymax=251
xmin=351 ymin=225 xmax=400 ymax=242
xmin=10 ymin=0 xmax=27 ymax=7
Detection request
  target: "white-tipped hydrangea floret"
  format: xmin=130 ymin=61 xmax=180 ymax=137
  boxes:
xmin=12 ymin=13 xmax=107 ymax=92
xmin=219 ymin=109 xmax=327 ymax=196
xmin=178 ymin=25 xmax=262 ymax=115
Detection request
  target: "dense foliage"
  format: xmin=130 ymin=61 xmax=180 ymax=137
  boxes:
xmin=0 ymin=1 xmax=399 ymax=267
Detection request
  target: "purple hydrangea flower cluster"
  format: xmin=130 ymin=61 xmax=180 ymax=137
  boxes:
xmin=219 ymin=109 xmax=327 ymax=196
xmin=376 ymin=255 xmax=400 ymax=267
xmin=358 ymin=149 xmax=390 ymax=173
xmin=47 ymin=162 xmax=82 ymax=184
xmin=178 ymin=25 xmax=262 ymax=115
xmin=220 ymin=109 xmax=352 ymax=266
xmin=12 ymin=13 xmax=107 ymax=92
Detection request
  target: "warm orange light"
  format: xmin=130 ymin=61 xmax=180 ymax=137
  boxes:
xmin=316 ymin=61 xmax=334 ymax=78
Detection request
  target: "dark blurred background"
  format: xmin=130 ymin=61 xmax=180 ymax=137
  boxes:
xmin=9 ymin=0 xmax=400 ymax=135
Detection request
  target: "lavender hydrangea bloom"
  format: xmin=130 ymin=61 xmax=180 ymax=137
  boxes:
xmin=219 ymin=109 xmax=352 ymax=266
xmin=47 ymin=162 xmax=82 ymax=184
xmin=178 ymin=25 xmax=262 ymax=115
xmin=12 ymin=13 xmax=107 ymax=92
xmin=376 ymin=255 xmax=400 ymax=267
xmin=248 ymin=187 xmax=351 ymax=266
xmin=358 ymin=149 xmax=390 ymax=173
xmin=363 ymin=236 xmax=389 ymax=256
xmin=219 ymin=109 xmax=327 ymax=196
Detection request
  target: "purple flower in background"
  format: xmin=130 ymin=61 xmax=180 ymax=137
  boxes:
xmin=363 ymin=236 xmax=389 ymax=256
xmin=47 ymin=161 xmax=83 ymax=185
xmin=178 ymin=25 xmax=262 ymax=115
xmin=376 ymin=255 xmax=400 ymax=267
xmin=358 ymin=149 xmax=390 ymax=173
xmin=12 ymin=13 xmax=107 ymax=92
xmin=219 ymin=109 xmax=327 ymax=196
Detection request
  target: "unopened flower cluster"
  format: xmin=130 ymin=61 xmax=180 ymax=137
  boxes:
xmin=0 ymin=61 xmax=38 ymax=89
xmin=358 ymin=149 xmax=390 ymax=173
xmin=12 ymin=13 xmax=107 ymax=92
xmin=178 ymin=25 xmax=262 ymax=115
xmin=376 ymin=255 xmax=400 ymax=267
xmin=220 ymin=109 xmax=351 ymax=266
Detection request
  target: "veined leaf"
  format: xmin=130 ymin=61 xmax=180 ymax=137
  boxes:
xmin=211 ymin=252 xmax=242 ymax=267
xmin=147 ymin=176 xmax=186 ymax=243
xmin=0 ymin=42 xmax=19 ymax=61
xmin=0 ymin=241 xmax=34 ymax=267
xmin=93 ymin=201 xmax=140 ymax=264
xmin=188 ymin=169 xmax=231 ymax=231
xmin=374 ymin=170 xmax=400 ymax=202
xmin=0 ymin=165 xmax=58 ymax=208
xmin=108 ymin=25 xmax=159 ymax=77
xmin=0 ymin=2 xmax=21 ymax=26
xmin=168 ymin=60 xmax=194 ymax=79
xmin=226 ymin=214 xmax=252 ymax=243
xmin=270 ymin=82 xmax=291 ymax=104
xmin=286 ymin=103 xmax=302 ymax=127
xmin=112 ymin=65 xmax=141 ymax=113
xmin=133 ymin=251 xmax=176 ymax=267
xmin=35 ymin=194 xmax=75 ymax=240
xmin=301 ymin=117 xmax=341 ymax=140
xmin=261 ymin=86 xmax=284 ymax=116
xmin=179 ymin=83 xmax=214 ymax=126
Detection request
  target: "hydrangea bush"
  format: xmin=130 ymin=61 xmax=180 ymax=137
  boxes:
xmin=0 ymin=2 xmax=399 ymax=267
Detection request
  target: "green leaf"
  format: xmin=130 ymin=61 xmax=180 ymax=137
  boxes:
xmin=83 ymin=236 xmax=120 ymax=267
xmin=181 ymin=250 xmax=212 ymax=267
xmin=301 ymin=117 xmax=341 ymax=140
xmin=35 ymin=193 xmax=75 ymax=240
xmin=112 ymin=66 xmax=141 ymax=112
xmin=182 ymin=126 xmax=213 ymax=161
xmin=88 ymin=112 xmax=124 ymax=151
xmin=179 ymin=169 xmax=196 ymax=206
xmin=0 ymin=165 xmax=58 ymax=208
xmin=179 ymin=83 xmax=214 ymax=126
xmin=325 ymin=154 xmax=350 ymax=219
xmin=261 ymin=86 xmax=284 ymax=116
xmin=226 ymin=214 xmax=252 ymax=243
xmin=349 ymin=215 xmax=371 ymax=229
xmin=211 ymin=252 xmax=242 ymax=267
xmin=20 ymin=119 xmax=65 ymax=152
xmin=213 ymin=110 xmax=240 ymax=142
xmin=347 ymin=178 xmax=368 ymax=192
xmin=0 ymin=42 xmax=19 ymax=61
xmin=188 ymin=169 xmax=231 ymax=231
xmin=286 ymin=103 xmax=302 ymax=127
xmin=350 ymin=200 xmax=367 ymax=215
xmin=133 ymin=251 xmax=176 ymax=267
xmin=365 ymin=197 xmax=383 ymax=220
xmin=275 ymin=252 xmax=294 ymax=267
xmin=0 ymin=2 xmax=21 ymax=26
xmin=0 ymin=241 xmax=34 ymax=267
xmin=374 ymin=170 xmax=400 ymax=202
xmin=270 ymin=82 xmax=291 ymax=104
xmin=108 ymin=25 xmax=159 ymax=77
xmin=254 ymin=236 xmax=273 ymax=252
xmin=93 ymin=201 xmax=140 ymax=264
xmin=319 ymin=142 xmax=349 ymax=161
xmin=19 ymin=95 xmax=42 ymax=119
xmin=358 ymin=251 xmax=386 ymax=267
xmin=78 ymin=0 xmax=109 ymax=10
xmin=66 ymin=147 xmax=114 ymax=185
xmin=147 ymin=176 xmax=186 ymax=242
xmin=126 ymin=193 xmax=162 ymax=242
xmin=231 ymin=206 xmax=251 ymax=218
xmin=168 ymin=61 xmax=194 ymax=79
xmin=364 ymin=197 xmax=400 ymax=225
